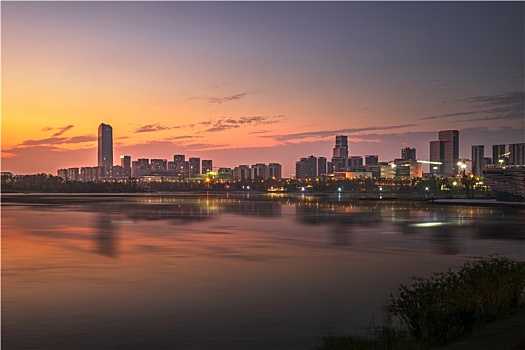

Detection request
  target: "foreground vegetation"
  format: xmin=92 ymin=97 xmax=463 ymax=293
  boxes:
xmin=317 ymin=256 xmax=525 ymax=350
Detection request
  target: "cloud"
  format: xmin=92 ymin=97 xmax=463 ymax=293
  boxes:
xmin=163 ymin=135 xmax=202 ymax=141
xmin=209 ymin=92 xmax=249 ymax=104
xmin=456 ymin=114 xmax=525 ymax=122
xmin=265 ymin=123 xmax=419 ymax=142
xmin=18 ymin=135 xmax=96 ymax=147
xmin=52 ymin=124 xmax=74 ymax=137
xmin=189 ymin=90 xmax=259 ymax=104
xmin=422 ymin=91 xmax=524 ymax=122
xmin=204 ymin=115 xmax=284 ymax=133
xmin=66 ymin=135 xmax=97 ymax=143
xmin=249 ymin=130 xmax=271 ymax=135
xmin=134 ymin=124 xmax=171 ymax=133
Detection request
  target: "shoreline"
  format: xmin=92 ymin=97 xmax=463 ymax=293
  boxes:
xmin=2 ymin=191 xmax=524 ymax=207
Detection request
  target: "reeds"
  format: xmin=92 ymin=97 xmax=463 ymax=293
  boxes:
xmin=389 ymin=255 xmax=525 ymax=348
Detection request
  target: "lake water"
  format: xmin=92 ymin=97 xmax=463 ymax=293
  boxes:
xmin=2 ymin=194 xmax=524 ymax=349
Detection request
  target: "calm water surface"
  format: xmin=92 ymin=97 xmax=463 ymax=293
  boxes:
xmin=2 ymin=194 xmax=524 ymax=349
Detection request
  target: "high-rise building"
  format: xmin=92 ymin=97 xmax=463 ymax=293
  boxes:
xmin=296 ymin=155 xmax=317 ymax=179
xmin=401 ymin=147 xmax=416 ymax=161
xmin=98 ymin=123 xmax=113 ymax=167
xmin=251 ymin=163 xmax=267 ymax=179
xmin=233 ymin=165 xmax=251 ymax=181
xmin=132 ymin=158 xmax=150 ymax=177
xmin=332 ymin=135 xmax=348 ymax=171
xmin=471 ymin=145 xmax=484 ymax=176
xmin=188 ymin=157 xmax=200 ymax=177
xmin=429 ymin=130 xmax=459 ymax=176
xmin=439 ymin=130 xmax=459 ymax=176
xmin=173 ymin=155 xmax=186 ymax=178
xmin=120 ymin=155 xmax=131 ymax=178
xmin=317 ymin=157 xmax=327 ymax=175
xmin=365 ymin=155 xmax=379 ymax=166
xmin=268 ymin=163 xmax=282 ymax=180
xmin=349 ymin=156 xmax=363 ymax=170
xmin=492 ymin=144 xmax=506 ymax=165
xmin=150 ymin=159 xmax=167 ymax=172
xmin=202 ymin=160 xmax=213 ymax=174
xmin=429 ymin=140 xmax=443 ymax=175
xmin=508 ymin=143 xmax=524 ymax=166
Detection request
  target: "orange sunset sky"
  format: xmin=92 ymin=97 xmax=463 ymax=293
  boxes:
xmin=2 ymin=2 xmax=524 ymax=175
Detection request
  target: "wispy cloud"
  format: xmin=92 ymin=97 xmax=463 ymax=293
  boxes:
xmin=266 ymin=123 xmax=418 ymax=142
xmin=40 ymin=124 xmax=75 ymax=136
xmin=52 ymin=124 xmax=74 ymax=137
xmin=18 ymin=135 xmax=96 ymax=147
xmin=205 ymin=115 xmax=284 ymax=133
xmin=165 ymin=115 xmax=284 ymax=134
xmin=209 ymin=92 xmax=249 ymax=104
xmin=134 ymin=124 xmax=171 ymax=133
xmin=189 ymin=90 xmax=259 ymax=104
xmin=163 ymin=135 xmax=202 ymax=141
xmin=422 ymin=91 xmax=524 ymax=122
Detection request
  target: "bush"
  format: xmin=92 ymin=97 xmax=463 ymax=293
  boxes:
xmin=389 ymin=256 xmax=525 ymax=348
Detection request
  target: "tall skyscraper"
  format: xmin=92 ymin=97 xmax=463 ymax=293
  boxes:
xmin=439 ymin=130 xmax=459 ymax=176
xmin=429 ymin=130 xmax=459 ymax=176
xmin=508 ymin=143 xmax=525 ymax=166
xmin=98 ymin=123 xmax=113 ymax=167
xmin=401 ymin=147 xmax=416 ymax=161
xmin=471 ymin=145 xmax=484 ymax=176
xmin=492 ymin=144 xmax=506 ymax=165
xmin=331 ymin=135 xmax=348 ymax=171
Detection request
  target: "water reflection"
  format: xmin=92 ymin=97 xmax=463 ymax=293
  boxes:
xmin=96 ymin=213 xmax=118 ymax=257
xmin=2 ymin=195 xmax=524 ymax=350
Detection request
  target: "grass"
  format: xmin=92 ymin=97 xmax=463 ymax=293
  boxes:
xmin=316 ymin=255 xmax=525 ymax=350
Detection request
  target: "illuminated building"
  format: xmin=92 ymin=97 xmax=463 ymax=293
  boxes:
xmin=150 ymin=159 xmax=167 ymax=173
xmin=120 ymin=155 xmax=131 ymax=177
xmin=508 ymin=143 xmax=524 ymax=166
xmin=430 ymin=130 xmax=459 ymax=176
xmin=188 ymin=157 xmax=200 ymax=177
xmin=202 ymin=160 xmax=213 ymax=174
xmin=492 ymin=144 xmax=506 ymax=165
xmin=331 ymin=135 xmax=348 ymax=171
xmin=268 ymin=163 xmax=282 ymax=180
xmin=401 ymin=147 xmax=416 ymax=161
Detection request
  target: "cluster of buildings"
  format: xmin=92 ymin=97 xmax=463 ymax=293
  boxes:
xmin=58 ymin=123 xmax=282 ymax=182
xmin=294 ymin=135 xmax=422 ymax=180
xmin=294 ymin=131 xmax=524 ymax=180
xmin=57 ymin=124 xmax=524 ymax=183
xmin=471 ymin=143 xmax=525 ymax=176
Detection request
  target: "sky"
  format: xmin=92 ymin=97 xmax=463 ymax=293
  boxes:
xmin=2 ymin=1 xmax=524 ymax=176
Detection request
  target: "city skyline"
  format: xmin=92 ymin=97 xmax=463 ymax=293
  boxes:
xmin=2 ymin=2 xmax=524 ymax=176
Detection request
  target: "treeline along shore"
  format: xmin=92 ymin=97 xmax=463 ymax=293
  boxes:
xmin=1 ymin=173 xmax=494 ymax=200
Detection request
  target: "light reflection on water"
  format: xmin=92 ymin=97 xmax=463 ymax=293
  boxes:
xmin=2 ymin=195 xmax=524 ymax=349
